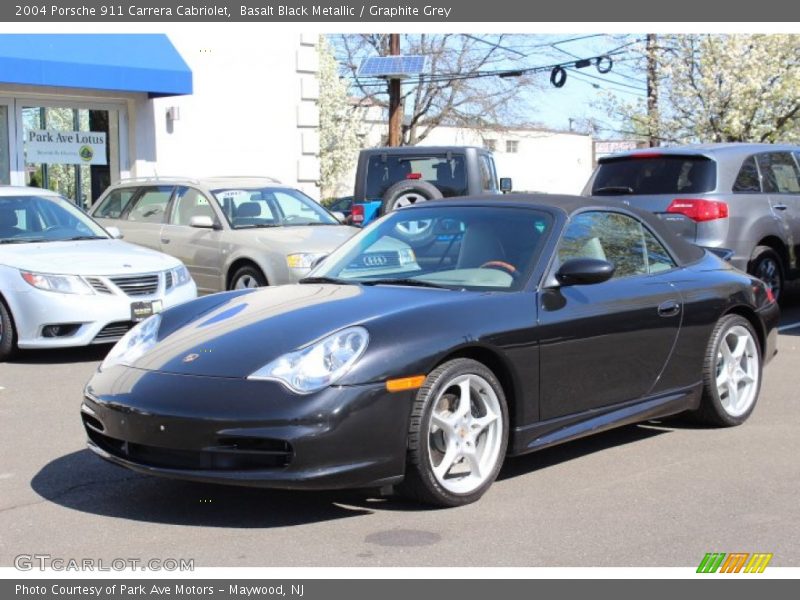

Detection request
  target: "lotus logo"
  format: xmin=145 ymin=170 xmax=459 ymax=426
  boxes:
xmin=182 ymin=353 xmax=200 ymax=363
xmin=363 ymin=254 xmax=388 ymax=267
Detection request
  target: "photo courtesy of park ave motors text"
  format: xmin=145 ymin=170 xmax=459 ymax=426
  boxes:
xmin=0 ymin=25 xmax=799 ymax=572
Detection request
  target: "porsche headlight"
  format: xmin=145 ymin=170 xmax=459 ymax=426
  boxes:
xmin=20 ymin=271 xmax=93 ymax=295
xmin=248 ymin=326 xmax=369 ymax=394
xmin=100 ymin=314 xmax=161 ymax=371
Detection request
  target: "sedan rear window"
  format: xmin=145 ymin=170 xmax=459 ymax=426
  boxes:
xmin=592 ymin=155 xmax=716 ymax=195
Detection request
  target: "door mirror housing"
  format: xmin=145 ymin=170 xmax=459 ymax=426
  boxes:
xmin=555 ymin=258 xmax=615 ymax=286
xmin=105 ymin=226 xmax=123 ymax=239
xmin=499 ymin=177 xmax=513 ymax=193
xmin=331 ymin=211 xmax=346 ymax=223
xmin=189 ymin=215 xmax=216 ymax=229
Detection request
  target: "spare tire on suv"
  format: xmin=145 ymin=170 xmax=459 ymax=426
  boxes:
xmin=380 ymin=180 xmax=442 ymax=215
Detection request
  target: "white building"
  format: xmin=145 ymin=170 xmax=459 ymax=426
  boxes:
xmin=0 ymin=32 xmax=321 ymax=206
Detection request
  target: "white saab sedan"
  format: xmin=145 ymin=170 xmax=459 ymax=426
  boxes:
xmin=0 ymin=186 xmax=196 ymax=361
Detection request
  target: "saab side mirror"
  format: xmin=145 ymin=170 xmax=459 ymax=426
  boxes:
xmin=105 ymin=226 xmax=123 ymax=239
xmin=332 ymin=211 xmax=346 ymax=223
xmin=555 ymin=258 xmax=615 ymax=286
xmin=499 ymin=177 xmax=513 ymax=193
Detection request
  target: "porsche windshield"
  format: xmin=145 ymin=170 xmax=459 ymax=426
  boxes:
xmin=309 ymin=206 xmax=553 ymax=291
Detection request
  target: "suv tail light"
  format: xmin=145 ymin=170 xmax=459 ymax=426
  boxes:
xmin=351 ymin=204 xmax=364 ymax=224
xmin=667 ymin=198 xmax=729 ymax=222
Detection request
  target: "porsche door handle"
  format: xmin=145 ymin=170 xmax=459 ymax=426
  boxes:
xmin=773 ymin=204 xmax=788 ymax=211
xmin=658 ymin=300 xmax=681 ymax=317
xmin=160 ymin=237 xmax=171 ymax=244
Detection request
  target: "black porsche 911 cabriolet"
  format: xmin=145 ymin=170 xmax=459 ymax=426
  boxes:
xmin=81 ymin=194 xmax=778 ymax=507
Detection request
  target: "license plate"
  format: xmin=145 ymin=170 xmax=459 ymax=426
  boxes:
xmin=130 ymin=300 xmax=163 ymax=322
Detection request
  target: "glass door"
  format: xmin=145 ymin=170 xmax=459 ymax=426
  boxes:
xmin=21 ymin=106 xmax=114 ymax=208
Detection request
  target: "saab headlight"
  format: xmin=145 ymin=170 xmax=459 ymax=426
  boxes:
xmin=20 ymin=271 xmax=93 ymax=295
xmin=248 ymin=326 xmax=369 ymax=394
xmin=167 ymin=265 xmax=192 ymax=288
xmin=100 ymin=314 xmax=161 ymax=371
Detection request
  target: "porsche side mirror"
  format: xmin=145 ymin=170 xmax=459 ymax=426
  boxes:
xmin=555 ymin=258 xmax=615 ymax=286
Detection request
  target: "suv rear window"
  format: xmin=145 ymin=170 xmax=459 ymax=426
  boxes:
xmin=365 ymin=154 xmax=468 ymax=199
xmin=592 ymin=155 xmax=716 ymax=195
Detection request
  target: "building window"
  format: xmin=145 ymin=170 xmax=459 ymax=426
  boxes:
xmin=506 ymin=140 xmax=519 ymax=154
xmin=484 ymin=139 xmax=497 ymax=151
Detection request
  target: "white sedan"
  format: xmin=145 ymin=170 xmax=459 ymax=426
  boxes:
xmin=0 ymin=186 xmax=197 ymax=360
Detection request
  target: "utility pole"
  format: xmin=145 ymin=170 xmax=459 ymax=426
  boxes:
xmin=387 ymin=33 xmax=402 ymax=146
xmin=646 ymin=33 xmax=659 ymax=148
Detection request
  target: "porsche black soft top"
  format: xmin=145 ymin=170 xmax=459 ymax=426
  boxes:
xmin=416 ymin=193 xmax=707 ymax=266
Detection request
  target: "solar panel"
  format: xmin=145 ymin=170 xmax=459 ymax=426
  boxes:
xmin=357 ymin=55 xmax=428 ymax=79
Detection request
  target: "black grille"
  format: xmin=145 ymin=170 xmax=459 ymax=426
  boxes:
xmin=86 ymin=428 xmax=293 ymax=471
xmin=110 ymin=274 xmax=159 ymax=296
xmin=165 ymin=271 xmax=174 ymax=289
xmin=85 ymin=277 xmax=112 ymax=294
xmin=93 ymin=321 xmax=134 ymax=343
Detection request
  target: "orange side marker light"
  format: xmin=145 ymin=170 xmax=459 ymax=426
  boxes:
xmin=386 ymin=375 xmax=426 ymax=393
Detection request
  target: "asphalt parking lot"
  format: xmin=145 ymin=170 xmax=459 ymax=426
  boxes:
xmin=1 ymin=298 xmax=799 ymax=569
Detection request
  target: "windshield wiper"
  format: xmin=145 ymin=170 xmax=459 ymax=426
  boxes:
xmin=0 ymin=238 xmax=51 ymax=244
xmin=593 ymin=186 xmax=634 ymax=195
xmin=360 ymin=278 xmax=450 ymax=289
xmin=233 ymin=223 xmax=281 ymax=229
xmin=298 ymin=276 xmax=358 ymax=285
xmin=63 ymin=236 xmax=107 ymax=241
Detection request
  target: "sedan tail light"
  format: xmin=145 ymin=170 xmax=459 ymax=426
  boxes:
xmin=351 ymin=204 xmax=365 ymax=224
xmin=667 ymin=198 xmax=729 ymax=222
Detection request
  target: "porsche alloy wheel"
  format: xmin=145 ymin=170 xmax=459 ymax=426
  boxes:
xmin=696 ymin=314 xmax=762 ymax=427
xmin=401 ymin=359 xmax=508 ymax=507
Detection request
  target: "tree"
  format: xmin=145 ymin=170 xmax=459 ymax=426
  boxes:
xmin=317 ymin=35 xmax=363 ymax=198
xmin=335 ymin=34 xmax=539 ymax=146
xmin=606 ymin=34 xmax=800 ymax=144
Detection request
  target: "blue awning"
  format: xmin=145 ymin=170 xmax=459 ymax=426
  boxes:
xmin=0 ymin=34 xmax=192 ymax=98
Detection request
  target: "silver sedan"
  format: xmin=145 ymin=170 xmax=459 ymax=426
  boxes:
xmin=0 ymin=187 xmax=196 ymax=361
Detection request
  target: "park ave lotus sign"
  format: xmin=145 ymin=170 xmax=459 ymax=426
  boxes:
xmin=25 ymin=129 xmax=107 ymax=166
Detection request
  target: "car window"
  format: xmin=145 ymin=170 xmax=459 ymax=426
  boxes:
xmin=732 ymin=156 xmax=761 ymax=193
xmin=312 ymin=206 xmax=552 ymax=291
xmin=93 ymin=188 xmax=136 ymax=219
xmin=479 ymin=155 xmax=498 ymax=192
xmin=213 ymin=187 xmax=337 ymax=229
xmin=592 ymin=155 xmax=716 ymax=195
xmin=0 ymin=195 xmax=107 ymax=242
xmin=558 ymin=211 xmax=675 ymax=278
xmin=364 ymin=154 xmax=468 ymax=198
xmin=127 ymin=187 xmax=173 ymax=223
xmin=170 ymin=187 xmax=217 ymax=226
xmin=756 ymin=152 xmax=800 ymax=193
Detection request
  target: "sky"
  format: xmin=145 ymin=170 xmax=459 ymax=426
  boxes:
xmin=336 ymin=33 xmax=650 ymax=138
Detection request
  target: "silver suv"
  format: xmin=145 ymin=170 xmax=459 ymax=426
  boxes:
xmin=583 ymin=143 xmax=800 ymax=300
xmin=91 ymin=177 xmax=358 ymax=294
